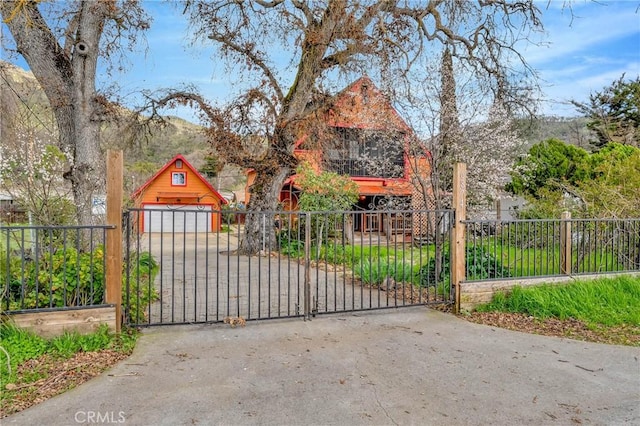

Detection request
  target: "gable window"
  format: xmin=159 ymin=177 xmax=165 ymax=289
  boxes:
xmin=172 ymin=172 xmax=186 ymax=186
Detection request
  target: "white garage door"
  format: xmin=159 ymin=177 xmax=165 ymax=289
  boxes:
xmin=143 ymin=205 xmax=213 ymax=233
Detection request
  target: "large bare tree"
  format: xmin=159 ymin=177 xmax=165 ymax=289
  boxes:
xmin=152 ymin=0 xmax=542 ymax=253
xmin=1 ymin=0 xmax=149 ymax=226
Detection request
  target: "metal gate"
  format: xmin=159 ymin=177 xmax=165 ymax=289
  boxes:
xmin=123 ymin=208 xmax=454 ymax=326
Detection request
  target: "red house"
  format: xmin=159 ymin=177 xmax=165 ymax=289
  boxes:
xmin=131 ymin=154 xmax=227 ymax=233
xmin=247 ymin=76 xmax=431 ymax=234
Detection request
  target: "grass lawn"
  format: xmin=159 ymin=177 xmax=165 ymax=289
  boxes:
xmin=468 ymin=275 xmax=640 ymax=346
xmin=0 ymin=225 xmax=33 ymax=252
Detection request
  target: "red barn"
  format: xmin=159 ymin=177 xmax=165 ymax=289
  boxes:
xmin=131 ymin=154 xmax=227 ymax=233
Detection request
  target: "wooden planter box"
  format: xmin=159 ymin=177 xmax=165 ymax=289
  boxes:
xmin=5 ymin=305 xmax=116 ymax=339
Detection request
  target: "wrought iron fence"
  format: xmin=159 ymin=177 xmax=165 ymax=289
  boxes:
xmin=1 ymin=225 xmax=111 ymax=312
xmin=123 ymin=208 xmax=454 ymax=326
xmin=568 ymin=219 xmax=640 ymax=275
xmin=463 ymin=218 xmax=640 ymax=281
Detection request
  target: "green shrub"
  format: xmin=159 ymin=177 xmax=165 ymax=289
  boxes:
xmin=0 ymin=320 xmax=48 ymax=381
xmin=4 ymin=246 xmax=105 ymax=310
xmin=124 ymin=251 xmax=159 ymax=323
xmin=353 ymin=258 xmax=413 ymax=285
xmin=221 ymin=205 xmax=237 ymax=225
xmin=277 ymin=231 xmax=305 ymax=258
xmin=465 ymin=246 xmax=511 ymax=280
xmin=2 ymin=245 xmax=159 ymax=325
xmin=0 ymin=322 xmax=138 ymax=385
xmin=419 ymin=246 xmax=510 ymax=287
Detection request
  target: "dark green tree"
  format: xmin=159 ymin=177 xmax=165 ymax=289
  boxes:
xmin=572 ymin=75 xmax=640 ymax=148
xmin=508 ymin=139 xmax=640 ymax=218
xmin=199 ymin=154 xmax=223 ymax=178
xmin=507 ymin=138 xmax=590 ymax=199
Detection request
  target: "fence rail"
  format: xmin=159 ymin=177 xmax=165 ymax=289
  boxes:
xmin=124 ymin=208 xmax=455 ymax=326
xmin=4 ymin=213 xmax=639 ymax=318
xmin=1 ymin=225 xmax=112 ymax=312
xmin=463 ymin=217 xmax=640 ymax=281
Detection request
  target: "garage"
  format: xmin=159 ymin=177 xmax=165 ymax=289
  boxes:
xmin=131 ymin=154 xmax=227 ymax=234
xmin=142 ymin=205 xmax=213 ymax=233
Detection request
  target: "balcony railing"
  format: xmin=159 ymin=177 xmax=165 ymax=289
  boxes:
xmin=324 ymin=158 xmax=404 ymax=178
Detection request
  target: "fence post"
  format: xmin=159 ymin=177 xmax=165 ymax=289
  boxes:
xmin=560 ymin=211 xmax=572 ymax=275
xmin=106 ymin=150 xmax=123 ymax=332
xmin=451 ymin=163 xmax=466 ymax=314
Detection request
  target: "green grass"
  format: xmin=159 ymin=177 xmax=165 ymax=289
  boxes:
xmin=476 ymin=275 xmax=640 ymax=328
xmin=0 ymin=225 xmax=34 ymax=252
xmin=319 ymin=241 xmax=435 ymax=264
xmin=471 ymin=239 xmax=633 ymax=278
xmin=0 ymin=321 xmax=137 ymax=386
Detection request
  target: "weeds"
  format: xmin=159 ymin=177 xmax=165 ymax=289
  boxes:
xmin=124 ymin=251 xmax=160 ymax=323
xmin=0 ymin=322 xmax=137 ymax=386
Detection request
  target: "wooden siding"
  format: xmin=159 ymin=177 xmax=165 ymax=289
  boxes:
xmin=245 ymin=77 xmax=430 ymax=209
xmin=132 ymin=156 xmax=225 ymax=232
xmin=135 ymin=163 xmax=221 ymax=208
xmin=325 ymin=77 xmax=411 ymax=132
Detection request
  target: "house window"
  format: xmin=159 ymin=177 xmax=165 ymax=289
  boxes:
xmin=172 ymin=172 xmax=186 ymax=186
xmin=175 ymin=159 xmax=183 ymax=168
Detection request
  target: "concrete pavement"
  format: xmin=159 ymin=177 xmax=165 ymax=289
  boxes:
xmin=5 ymin=307 xmax=639 ymax=426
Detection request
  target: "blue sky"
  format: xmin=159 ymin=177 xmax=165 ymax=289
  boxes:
xmin=524 ymin=0 xmax=640 ymax=115
xmin=4 ymin=1 xmax=640 ymax=121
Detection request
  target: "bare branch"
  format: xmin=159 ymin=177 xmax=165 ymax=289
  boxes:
xmin=255 ymin=0 xmax=285 ymax=7
xmin=208 ymin=33 xmax=285 ymax=102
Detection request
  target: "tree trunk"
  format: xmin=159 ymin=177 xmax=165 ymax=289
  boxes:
xmin=240 ymin=166 xmax=291 ymax=254
xmin=1 ymin=1 xmax=109 ymax=230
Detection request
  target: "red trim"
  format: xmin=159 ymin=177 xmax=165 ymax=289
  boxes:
xmin=293 ymin=134 xmax=308 ymax=149
xmin=171 ymin=171 xmax=187 ymax=187
xmin=131 ymin=154 xmax=228 ymax=205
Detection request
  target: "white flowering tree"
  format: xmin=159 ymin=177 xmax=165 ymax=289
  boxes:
xmin=453 ymin=104 xmax=525 ymax=211
xmin=404 ymin=49 xmax=528 ymax=217
xmin=0 ymin=130 xmax=74 ymax=226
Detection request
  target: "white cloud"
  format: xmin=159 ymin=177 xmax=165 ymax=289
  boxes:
xmin=524 ymin=1 xmax=640 ymax=116
xmin=524 ymin=3 xmax=640 ymax=65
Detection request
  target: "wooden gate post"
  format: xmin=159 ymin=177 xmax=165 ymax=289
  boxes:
xmin=106 ymin=150 xmax=123 ymax=332
xmin=560 ymin=211 xmax=572 ymax=275
xmin=451 ymin=163 xmax=467 ymax=314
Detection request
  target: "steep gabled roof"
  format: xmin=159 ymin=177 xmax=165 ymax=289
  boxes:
xmin=324 ymin=76 xmax=412 ymax=132
xmin=293 ymin=76 xmax=416 ymax=151
xmin=131 ymin=154 xmax=227 ymax=204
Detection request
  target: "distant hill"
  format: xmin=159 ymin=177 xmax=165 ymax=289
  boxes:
xmin=516 ymin=115 xmax=594 ymax=149
xmin=0 ymin=61 xmax=245 ymax=197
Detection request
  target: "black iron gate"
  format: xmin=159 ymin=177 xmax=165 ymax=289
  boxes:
xmin=123 ymin=208 xmax=453 ymax=326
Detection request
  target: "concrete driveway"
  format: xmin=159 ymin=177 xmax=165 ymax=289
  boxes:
xmin=136 ymin=231 xmax=435 ymax=325
xmin=5 ymin=308 xmax=639 ymax=426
